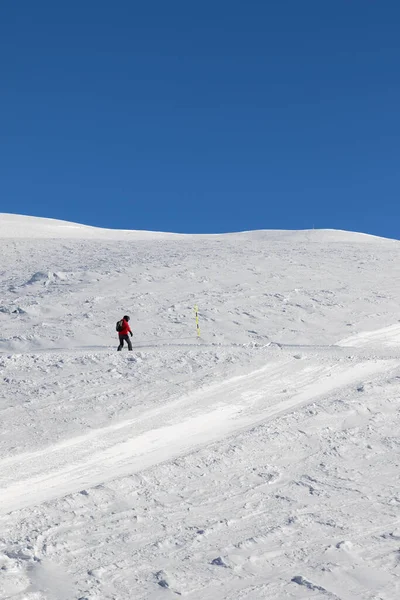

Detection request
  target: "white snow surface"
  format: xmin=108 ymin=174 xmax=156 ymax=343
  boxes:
xmin=1 ymin=213 xmax=400 ymax=600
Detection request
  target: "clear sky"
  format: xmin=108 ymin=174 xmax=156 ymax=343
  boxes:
xmin=1 ymin=1 xmax=399 ymax=236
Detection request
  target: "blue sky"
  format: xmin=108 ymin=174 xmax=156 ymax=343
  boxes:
xmin=1 ymin=1 xmax=399 ymax=236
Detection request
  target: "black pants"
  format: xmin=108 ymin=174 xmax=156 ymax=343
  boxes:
xmin=117 ymin=334 xmax=132 ymax=351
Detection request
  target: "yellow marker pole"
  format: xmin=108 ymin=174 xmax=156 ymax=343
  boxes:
xmin=194 ymin=305 xmax=200 ymax=337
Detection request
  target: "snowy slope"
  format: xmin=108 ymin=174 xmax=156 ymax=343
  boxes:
xmin=1 ymin=214 xmax=400 ymax=600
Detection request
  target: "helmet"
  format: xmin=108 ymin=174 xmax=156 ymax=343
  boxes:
xmin=123 ymin=315 xmax=130 ymax=321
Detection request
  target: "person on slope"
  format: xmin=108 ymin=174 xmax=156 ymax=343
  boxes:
xmin=117 ymin=315 xmax=133 ymax=351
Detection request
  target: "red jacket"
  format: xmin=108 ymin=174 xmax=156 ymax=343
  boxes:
xmin=119 ymin=318 xmax=132 ymax=336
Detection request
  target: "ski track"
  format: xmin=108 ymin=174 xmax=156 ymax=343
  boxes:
xmin=0 ymin=344 xmax=396 ymax=515
xmin=338 ymin=322 xmax=400 ymax=348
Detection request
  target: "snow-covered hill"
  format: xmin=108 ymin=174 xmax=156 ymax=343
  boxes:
xmin=1 ymin=214 xmax=400 ymax=600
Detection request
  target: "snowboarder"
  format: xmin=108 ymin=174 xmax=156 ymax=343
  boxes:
xmin=116 ymin=315 xmax=133 ymax=351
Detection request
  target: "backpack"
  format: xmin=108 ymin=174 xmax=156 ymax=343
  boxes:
xmin=116 ymin=319 xmax=123 ymax=332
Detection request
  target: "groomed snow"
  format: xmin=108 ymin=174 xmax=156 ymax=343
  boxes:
xmin=1 ymin=214 xmax=400 ymax=599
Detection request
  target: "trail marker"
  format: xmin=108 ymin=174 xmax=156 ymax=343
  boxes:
xmin=194 ymin=305 xmax=200 ymax=337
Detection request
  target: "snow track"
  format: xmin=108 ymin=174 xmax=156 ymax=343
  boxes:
xmin=338 ymin=323 xmax=400 ymax=348
xmin=0 ymin=349 xmax=395 ymax=515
